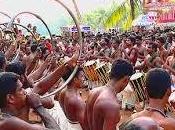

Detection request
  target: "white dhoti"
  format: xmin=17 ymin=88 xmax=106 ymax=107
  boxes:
xmin=46 ymin=96 xmax=69 ymax=130
xmin=67 ymin=121 xmax=83 ymax=130
xmin=121 ymin=84 xmax=136 ymax=109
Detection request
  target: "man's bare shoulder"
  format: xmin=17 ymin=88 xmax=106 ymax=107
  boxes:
xmin=160 ymin=117 xmax=175 ymax=129
xmin=87 ymin=87 xmax=105 ymax=98
xmin=0 ymin=116 xmax=43 ymax=130
xmin=131 ymin=112 xmax=175 ymax=129
xmin=167 ymin=55 xmax=173 ymax=60
xmin=131 ymin=111 xmax=144 ymax=119
xmin=94 ymin=98 xmax=120 ymax=122
xmin=90 ymin=86 xmax=105 ymax=94
xmin=95 ymin=97 xmax=120 ymax=114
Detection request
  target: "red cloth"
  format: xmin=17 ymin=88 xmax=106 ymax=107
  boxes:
xmin=45 ymin=42 xmax=52 ymax=52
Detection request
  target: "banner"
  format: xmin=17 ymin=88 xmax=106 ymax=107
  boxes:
xmin=144 ymin=0 xmax=175 ymax=9
xmin=144 ymin=0 xmax=175 ymax=23
xmin=158 ymin=7 xmax=175 ymax=23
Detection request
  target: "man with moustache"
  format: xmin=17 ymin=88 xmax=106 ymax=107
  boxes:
xmin=0 ymin=72 xmax=60 ymax=130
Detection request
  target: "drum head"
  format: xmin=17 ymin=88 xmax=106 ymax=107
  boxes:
xmin=84 ymin=60 xmax=96 ymax=67
xmin=95 ymin=63 xmax=106 ymax=70
xmin=130 ymin=73 xmax=143 ymax=81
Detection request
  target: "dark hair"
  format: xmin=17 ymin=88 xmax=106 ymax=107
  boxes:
xmin=148 ymin=42 xmax=158 ymax=52
xmin=0 ymin=72 xmax=19 ymax=108
xmin=120 ymin=123 xmax=144 ymax=130
xmin=151 ymin=42 xmax=158 ymax=51
xmin=156 ymin=37 xmax=165 ymax=44
xmin=62 ymin=68 xmax=83 ymax=82
xmin=119 ymin=118 xmax=144 ymax=130
xmin=38 ymin=45 xmax=47 ymax=55
xmin=135 ymin=35 xmax=142 ymax=41
xmin=30 ymin=44 xmax=38 ymax=53
xmin=127 ymin=36 xmax=136 ymax=44
xmin=146 ymin=68 xmax=171 ymax=99
xmin=113 ymin=38 xmax=121 ymax=45
xmin=104 ymin=38 xmax=110 ymax=44
xmin=6 ymin=61 xmax=26 ymax=76
xmin=0 ymin=52 xmax=6 ymax=70
xmin=110 ymin=59 xmax=134 ymax=81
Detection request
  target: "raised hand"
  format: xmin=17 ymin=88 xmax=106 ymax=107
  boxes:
xmin=26 ymin=93 xmax=42 ymax=109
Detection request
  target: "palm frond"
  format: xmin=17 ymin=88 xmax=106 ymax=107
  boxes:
xmin=104 ymin=0 xmax=143 ymax=30
xmin=104 ymin=3 xmax=127 ymax=28
xmin=122 ymin=12 xmax=133 ymax=30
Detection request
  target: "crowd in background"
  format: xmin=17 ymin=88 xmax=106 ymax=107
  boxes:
xmin=1 ymin=24 xmax=175 ymax=130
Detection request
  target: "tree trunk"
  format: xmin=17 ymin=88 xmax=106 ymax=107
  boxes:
xmin=130 ymin=0 xmax=135 ymax=20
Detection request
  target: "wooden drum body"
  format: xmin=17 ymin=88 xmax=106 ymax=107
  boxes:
xmin=83 ymin=60 xmax=99 ymax=82
xmin=130 ymin=73 xmax=147 ymax=102
xmin=95 ymin=63 xmax=110 ymax=85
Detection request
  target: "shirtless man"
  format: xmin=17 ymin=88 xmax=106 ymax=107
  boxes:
xmin=109 ymin=38 xmax=122 ymax=62
xmin=0 ymin=72 xmax=60 ymax=130
xmin=22 ymin=43 xmax=38 ymax=70
xmin=164 ymin=42 xmax=175 ymax=78
xmin=56 ymin=68 xmax=87 ymax=130
xmin=156 ymin=37 xmax=169 ymax=63
xmin=119 ymin=117 xmax=161 ymax=130
xmin=134 ymin=42 xmax=162 ymax=72
xmin=135 ymin=35 xmax=147 ymax=63
xmin=122 ymin=36 xmax=138 ymax=66
xmin=131 ymin=68 xmax=175 ymax=130
xmin=5 ymin=61 xmax=54 ymax=107
xmin=86 ymin=59 xmax=134 ymax=130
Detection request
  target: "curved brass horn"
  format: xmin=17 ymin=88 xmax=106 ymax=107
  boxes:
xmin=0 ymin=22 xmax=38 ymax=42
xmin=0 ymin=29 xmax=3 ymax=39
xmin=41 ymin=0 xmax=83 ymax=99
xmin=5 ymin=12 xmax=53 ymax=43
xmin=0 ymin=12 xmax=11 ymax=19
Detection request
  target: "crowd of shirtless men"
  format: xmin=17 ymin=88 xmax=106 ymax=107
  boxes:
xmin=1 ymin=25 xmax=175 ymax=130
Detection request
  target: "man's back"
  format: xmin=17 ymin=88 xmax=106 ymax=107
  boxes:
xmin=59 ymin=89 xmax=83 ymax=121
xmin=0 ymin=114 xmax=53 ymax=130
xmin=59 ymin=88 xmax=87 ymax=130
xmin=132 ymin=110 xmax=175 ymax=130
xmin=86 ymin=87 xmax=120 ymax=130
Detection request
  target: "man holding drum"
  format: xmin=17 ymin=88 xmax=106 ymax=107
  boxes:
xmin=131 ymin=68 xmax=175 ymax=130
xmin=85 ymin=59 xmax=134 ymax=130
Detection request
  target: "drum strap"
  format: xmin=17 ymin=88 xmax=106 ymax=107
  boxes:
xmin=146 ymin=107 xmax=167 ymax=118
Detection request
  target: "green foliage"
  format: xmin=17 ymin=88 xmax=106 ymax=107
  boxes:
xmin=81 ymin=8 xmax=112 ymax=31
xmin=80 ymin=0 xmax=143 ymax=31
xmin=104 ymin=0 xmax=143 ymax=30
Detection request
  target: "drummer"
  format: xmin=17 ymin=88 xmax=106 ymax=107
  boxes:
xmin=131 ymin=68 xmax=175 ymax=130
xmin=85 ymin=59 xmax=134 ymax=130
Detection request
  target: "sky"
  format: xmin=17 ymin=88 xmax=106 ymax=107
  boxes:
xmin=0 ymin=0 xmax=118 ymax=35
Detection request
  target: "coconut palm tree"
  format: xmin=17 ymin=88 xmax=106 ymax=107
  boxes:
xmin=104 ymin=0 xmax=143 ymax=30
